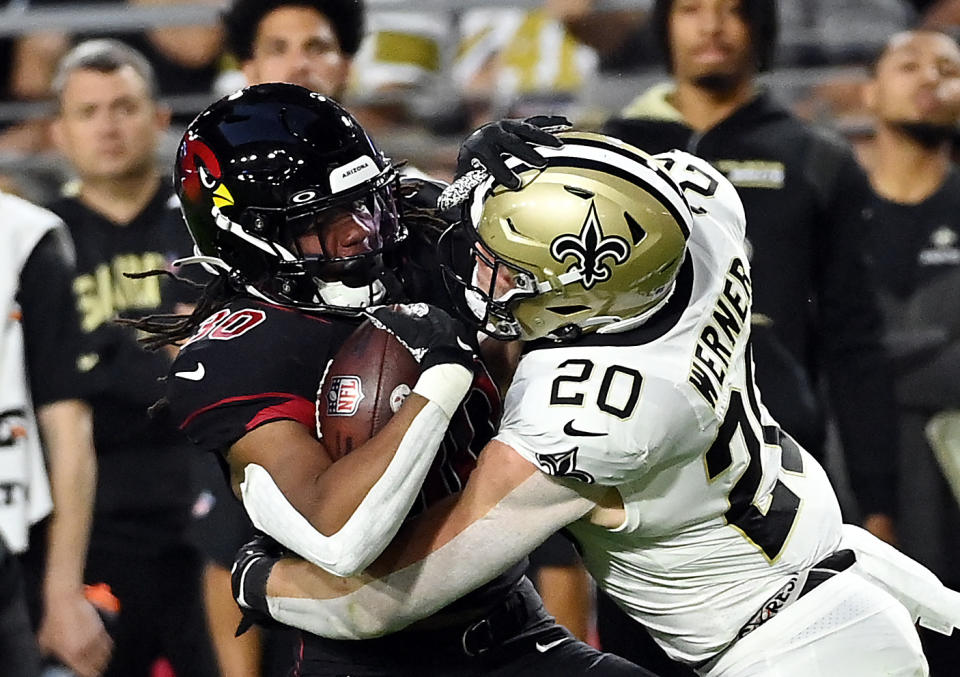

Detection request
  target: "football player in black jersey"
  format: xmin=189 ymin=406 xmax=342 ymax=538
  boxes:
xmin=132 ymin=83 xmax=654 ymax=677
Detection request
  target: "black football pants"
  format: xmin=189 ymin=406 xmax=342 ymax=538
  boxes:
xmin=295 ymin=577 xmax=659 ymax=677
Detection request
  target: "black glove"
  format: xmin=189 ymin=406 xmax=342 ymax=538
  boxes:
xmin=365 ymin=303 xmax=477 ymax=372
xmin=231 ymin=532 xmax=284 ymax=636
xmin=456 ymin=115 xmax=572 ymax=189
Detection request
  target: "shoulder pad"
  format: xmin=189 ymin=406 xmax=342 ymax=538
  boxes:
xmin=654 ymin=150 xmax=746 ymax=242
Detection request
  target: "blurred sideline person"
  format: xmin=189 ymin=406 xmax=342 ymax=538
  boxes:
xmin=1 ymin=190 xmax=112 ymax=677
xmin=223 ymin=0 xmax=363 ymax=99
xmin=596 ymin=1 xmax=900 ymax=670
xmin=15 ymin=0 xmax=224 ymax=102
xmin=134 ymin=82 xmax=653 ymax=677
xmin=47 ymin=40 xmax=218 ymax=677
xmin=233 ymin=132 xmax=953 ymax=676
xmin=2 ymin=0 xmax=224 ymax=156
xmin=858 ymin=29 xmax=960 ymax=675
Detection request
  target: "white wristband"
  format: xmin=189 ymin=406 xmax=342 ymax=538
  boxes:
xmin=412 ymin=363 xmax=472 ymax=418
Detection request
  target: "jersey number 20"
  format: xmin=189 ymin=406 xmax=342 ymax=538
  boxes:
xmin=705 ymin=360 xmax=804 ymax=562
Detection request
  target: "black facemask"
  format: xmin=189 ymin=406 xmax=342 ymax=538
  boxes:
xmin=893 ymin=121 xmax=958 ymax=149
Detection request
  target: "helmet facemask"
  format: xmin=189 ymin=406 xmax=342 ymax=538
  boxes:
xmin=175 ymin=84 xmax=408 ymax=315
xmin=441 ymin=225 xmax=541 ymax=340
xmin=208 ymin=167 xmax=403 ymax=312
xmin=272 ymin=175 xmax=403 ymax=309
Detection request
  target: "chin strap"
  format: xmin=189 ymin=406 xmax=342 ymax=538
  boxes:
xmin=317 ymin=278 xmax=387 ymax=308
xmin=173 ymin=253 xmax=232 ymax=275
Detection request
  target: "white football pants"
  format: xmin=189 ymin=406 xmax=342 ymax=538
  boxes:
xmin=703 ymin=568 xmax=927 ymax=677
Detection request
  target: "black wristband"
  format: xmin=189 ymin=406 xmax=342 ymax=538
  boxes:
xmin=234 ymin=553 xmax=275 ymax=614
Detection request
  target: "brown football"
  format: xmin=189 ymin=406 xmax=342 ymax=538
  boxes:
xmin=318 ymin=320 xmax=420 ymax=460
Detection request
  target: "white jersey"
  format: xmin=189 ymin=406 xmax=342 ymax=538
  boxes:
xmin=495 ymin=152 xmax=843 ymax=664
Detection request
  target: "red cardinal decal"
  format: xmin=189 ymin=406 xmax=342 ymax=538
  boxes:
xmin=180 ymin=136 xmax=222 ymax=202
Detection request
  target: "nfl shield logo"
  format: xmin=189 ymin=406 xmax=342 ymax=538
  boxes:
xmin=326 ymin=376 xmax=365 ymax=416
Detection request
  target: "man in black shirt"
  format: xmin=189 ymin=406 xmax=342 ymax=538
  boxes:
xmin=47 ymin=39 xmax=217 ymax=677
xmin=858 ymin=29 xmax=960 ymax=676
xmin=596 ymin=1 xmax=899 ymax=673
xmin=603 ymin=0 xmax=898 ymax=539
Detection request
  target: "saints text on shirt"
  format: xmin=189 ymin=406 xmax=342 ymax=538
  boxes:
xmin=688 ymin=257 xmax=752 ymax=410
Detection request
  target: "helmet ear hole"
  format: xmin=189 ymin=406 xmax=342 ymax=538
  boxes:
xmin=547 ymin=305 xmax=590 ymax=316
xmin=623 ymin=212 xmax=647 ymax=245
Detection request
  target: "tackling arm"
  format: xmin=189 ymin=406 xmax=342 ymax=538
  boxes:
xmin=253 ymin=441 xmax=604 ymax=639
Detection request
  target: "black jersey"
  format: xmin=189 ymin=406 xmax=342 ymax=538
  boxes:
xmin=18 ymin=229 xmax=88 ymax=407
xmin=860 ymin=168 xmax=960 ymax=585
xmin=47 ymin=186 xmax=199 ymax=541
xmin=166 ymin=296 xmax=524 ymax=614
xmin=47 ymin=187 xmax=198 ymax=454
xmin=861 ymin=167 xmax=960 ymax=409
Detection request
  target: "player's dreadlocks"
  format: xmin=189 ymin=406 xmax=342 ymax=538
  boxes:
xmin=117 ymin=268 xmax=235 ymax=350
xmin=120 ymin=178 xmax=452 ymax=351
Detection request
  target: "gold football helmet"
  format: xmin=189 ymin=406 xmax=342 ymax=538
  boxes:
xmin=443 ymin=132 xmax=693 ymax=341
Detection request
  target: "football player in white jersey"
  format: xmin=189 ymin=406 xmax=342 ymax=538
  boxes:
xmin=233 ymin=133 xmax=960 ymax=676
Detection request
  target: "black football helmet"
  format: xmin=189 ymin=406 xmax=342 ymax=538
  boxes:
xmin=174 ymin=83 xmax=403 ymax=310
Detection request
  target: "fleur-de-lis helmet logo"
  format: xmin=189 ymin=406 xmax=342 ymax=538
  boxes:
xmin=549 ymin=201 xmax=630 ymax=289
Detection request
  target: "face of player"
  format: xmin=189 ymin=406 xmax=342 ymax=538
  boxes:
xmin=243 ymin=6 xmax=350 ymax=98
xmin=473 ymin=243 xmax=517 ymax=302
xmin=53 ymin=66 xmax=168 ymax=183
xmin=867 ymin=31 xmax=960 ymax=129
xmin=295 ymin=200 xmax=384 ymax=263
xmin=668 ymin=0 xmax=755 ymax=91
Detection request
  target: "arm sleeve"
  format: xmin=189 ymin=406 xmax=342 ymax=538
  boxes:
xmin=18 ymin=228 xmax=88 ymax=406
xmin=264 ymin=469 xmax=596 ymax=639
xmin=812 ymin=144 xmax=899 ymax=517
xmin=241 ymin=366 xmax=472 ymax=577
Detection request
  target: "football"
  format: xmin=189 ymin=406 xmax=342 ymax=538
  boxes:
xmin=318 ymin=320 xmax=420 ymax=460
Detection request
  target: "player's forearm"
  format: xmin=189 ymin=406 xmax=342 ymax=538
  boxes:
xmin=243 ymin=398 xmax=453 ymax=576
xmin=36 ymin=400 xmax=97 ymax=597
xmin=300 ymin=393 xmax=434 ymax=531
xmin=242 ymin=365 xmax=474 ymax=576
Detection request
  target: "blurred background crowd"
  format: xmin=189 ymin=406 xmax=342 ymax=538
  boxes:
xmin=0 ymin=0 xmax=953 ymax=199
xmin=2 ymin=1 xmax=960 ymax=677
